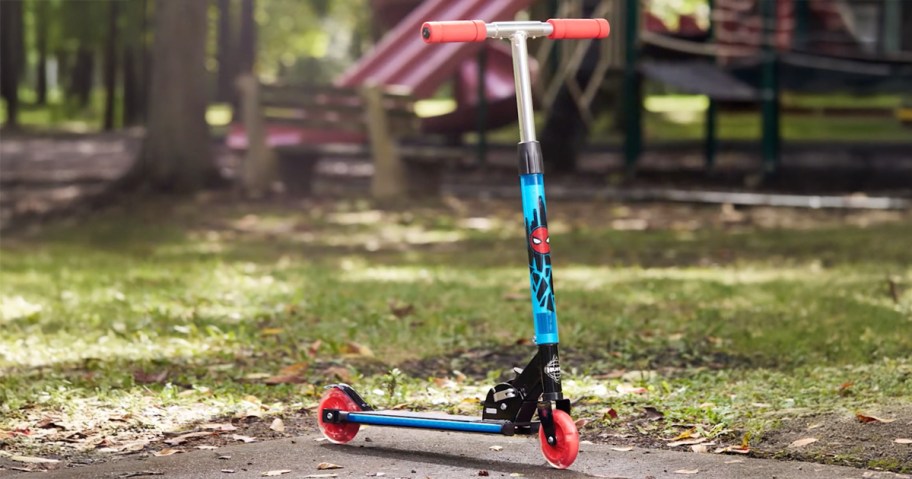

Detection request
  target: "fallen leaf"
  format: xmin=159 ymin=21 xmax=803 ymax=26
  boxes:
xmin=269 ymin=418 xmax=285 ymax=433
xmin=259 ymin=328 xmax=284 ymax=336
xmin=164 ymin=431 xmax=213 ymax=445
xmin=671 ymin=428 xmax=697 ymax=441
xmin=668 ymin=438 xmax=707 ymax=447
xmin=262 ymin=470 xmax=292 ymax=477
xmin=9 ymin=455 xmax=60 ymax=464
xmin=341 ymin=342 xmax=373 ymax=357
xmin=807 ymin=423 xmax=822 ymax=430
xmin=691 ymin=444 xmax=709 ymax=453
xmin=724 ymin=459 xmax=744 ymax=464
xmin=153 ymin=449 xmax=182 ymax=457
xmin=610 ymin=446 xmax=634 ymax=452
xmin=218 ymin=455 xmax=232 ymax=460
xmin=601 ymin=408 xmax=619 ymax=420
xmin=838 ymin=381 xmax=853 ymax=396
xmin=643 ymin=406 xmax=664 ymax=421
xmin=120 ymin=471 xmax=164 ymax=477
xmin=574 ymin=418 xmax=589 ymax=429
xmin=303 ymin=475 xmax=338 ymax=478
xmin=388 ymin=301 xmax=414 ymax=319
xmin=714 ymin=445 xmax=751 ymax=455
xmin=856 ymin=413 xmax=896 ymax=423
xmin=222 ymin=470 xmax=236 ymax=474
xmin=133 ymin=370 xmax=168 ymax=384
xmin=317 ymin=462 xmax=343 ymax=470
xmin=35 ymin=416 xmax=66 ymax=429
xmin=894 ymin=438 xmax=912 ymax=444
xmin=265 ymin=362 xmax=309 ymax=385
xmin=617 ymin=384 xmax=647 ymax=395
xmin=201 ymin=423 xmax=237 ymax=432
xmin=196 ymin=445 xmax=219 ymax=450
xmin=478 ymin=471 xmax=490 ymax=477
xmin=788 ymin=437 xmax=818 ymax=448
xmin=231 ymin=434 xmax=257 ymax=443
xmin=489 ymin=445 xmax=504 ymax=451
xmin=322 ymin=366 xmax=352 ymax=383
xmin=307 ymin=340 xmax=322 ymax=358
xmin=674 ymin=470 xmax=699 ymax=475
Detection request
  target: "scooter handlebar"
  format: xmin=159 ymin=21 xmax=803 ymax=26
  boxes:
xmin=547 ymin=18 xmax=610 ymax=40
xmin=421 ymin=20 xmax=487 ymax=43
xmin=421 ymin=19 xmax=610 ymax=43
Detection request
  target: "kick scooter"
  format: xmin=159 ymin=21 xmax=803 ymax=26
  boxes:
xmin=317 ymin=17 xmax=610 ymax=470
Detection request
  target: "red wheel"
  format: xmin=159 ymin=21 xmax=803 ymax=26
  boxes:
xmin=539 ymin=409 xmax=580 ymax=469
xmin=317 ymin=388 xmax=361 ymax=444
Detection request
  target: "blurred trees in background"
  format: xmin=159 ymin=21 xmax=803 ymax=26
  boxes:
xmin=0 ymin=0 xmax=371 ymax=131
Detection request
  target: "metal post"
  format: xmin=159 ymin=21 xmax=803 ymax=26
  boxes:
xmin=704 ymin=0 xmax=717 ymax=170
xmin=476 ymin=47 xmax=488 ymax=165
xmin=510 ymin=32 xmax=537 ymax=143
xmin=622 ymin=0 xmax=642 ymax=173
xmin=760 ymin=0 xmax=780 ymax=176
xmin=884 ymin=0 xmax=901 ymax=54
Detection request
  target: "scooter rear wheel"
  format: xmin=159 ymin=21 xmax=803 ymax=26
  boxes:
xmin=317 ymin=388 xmax=361 ymax=444
xmin=539 ymin=409 xmax=580 ymax=469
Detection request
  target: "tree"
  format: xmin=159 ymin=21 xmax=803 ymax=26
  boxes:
xmin=34 ymin=0 xmax=50 ymax=106
xmin=102 ymin=0 xmax=120 ymax=130
xmin=216 ymin=0 xmax=236 ymax=103
xmin=125 ymin=0 xmax=218 ymax=192
xmin=1 ymin=0 xmax=25 ymax=128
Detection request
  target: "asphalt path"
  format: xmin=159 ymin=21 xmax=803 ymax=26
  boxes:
xmin=2 ymin=426 xmax=904 ymax=479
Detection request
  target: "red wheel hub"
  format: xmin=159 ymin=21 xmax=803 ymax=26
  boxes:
xmin=539 ymin=409 xmax=580 ymax=469
xmin=317 ymin=388 xmax=361 ymax=444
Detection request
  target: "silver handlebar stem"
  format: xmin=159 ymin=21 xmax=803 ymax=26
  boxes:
xmin=484 ymin=21 xmax=554 ymax=144
xmin=508 ymin=32 xmax=537 ymax=143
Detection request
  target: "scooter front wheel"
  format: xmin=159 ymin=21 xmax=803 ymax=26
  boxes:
xmin=317 ymin=388 xmax=361 ymax=444
xmin=539 ymin=409 xmax=580 ymax=469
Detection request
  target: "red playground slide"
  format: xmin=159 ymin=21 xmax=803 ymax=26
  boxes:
xmin=335 ymin=0 xmax=536 ymax=134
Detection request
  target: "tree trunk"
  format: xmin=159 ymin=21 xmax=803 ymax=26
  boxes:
xmin=127 ymin=0 xmax=216 ymax=193
xmin=1 ymin=0 xmax=25 ymax=128
xmin=103 ymin=1 xmax=120 ymax=130
xmin=238 ymin=0 xmax=256 ymax=75
xmin=216 ymin=0 xmax=236 ymax=103
xmin=70 ymin=48 xmax=95 ymax=108
xmin=35 ymin=0 xmax=49 ymax=106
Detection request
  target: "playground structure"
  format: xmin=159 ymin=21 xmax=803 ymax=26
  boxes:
xmin=336 ymin=0 xmax=912 ymax=174
xmin=230 ymin=0 xmax=912 ymax=197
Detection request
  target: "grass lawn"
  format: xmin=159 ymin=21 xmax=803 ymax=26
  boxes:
xmin=1 ymin=196 xmax=910 ymax=471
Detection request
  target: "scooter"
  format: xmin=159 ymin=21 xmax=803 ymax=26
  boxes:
xmin=317 ymin=17 xmax=610 ymax=470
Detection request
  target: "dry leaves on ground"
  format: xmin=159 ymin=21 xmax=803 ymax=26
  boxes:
xmin=894 ymin=438 xmax=912 ymax=444
xmin=261 ymin=470 xmax=292 ymax=476
xmin=788 ymin=437 xmax=818 ymax=448
xmin=231 ymin=434 xmax=257 ymax=443
xmin=317 ymin=462 xmax=343 ymax=470
xmin=674 ymin=469 xmax=699 ymax=475
xmin=269 ymin=418 xmax=285 ymax=433
xmin=856 ymin=412 xmax=896 ymax=423
xmin=152 ymin=448 xmax=182 ymax=457
xmin=610 ymin=446 xmax=634 ymax=452
xmin=164 ymin=431 xmax=213 ymax=446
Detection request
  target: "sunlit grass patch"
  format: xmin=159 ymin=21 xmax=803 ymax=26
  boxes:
xmin=0 ymin=197 xmax=909 ymax=465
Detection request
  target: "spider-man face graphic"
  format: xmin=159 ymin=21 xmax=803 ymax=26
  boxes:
xmin=529 ymin=226 xmax=550 ymax=254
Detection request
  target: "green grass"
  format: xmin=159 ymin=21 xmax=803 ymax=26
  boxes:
xmin=1 ymin=198 xmax=910 ymax=462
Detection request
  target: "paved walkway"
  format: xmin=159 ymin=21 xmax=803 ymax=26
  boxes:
xmin=2 ymin=427 xmax=905 ymax=479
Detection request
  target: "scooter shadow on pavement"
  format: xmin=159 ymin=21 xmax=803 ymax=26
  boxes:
xmin=318 ymin=442 xmax=599 ymax=478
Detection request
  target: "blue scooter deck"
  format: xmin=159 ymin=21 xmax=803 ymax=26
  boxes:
xmin=340 ymin=410 xmax=521 ymax=435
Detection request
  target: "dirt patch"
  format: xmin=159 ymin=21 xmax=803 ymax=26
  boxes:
xmin=752 ymin=406 xmax=912 ymax=473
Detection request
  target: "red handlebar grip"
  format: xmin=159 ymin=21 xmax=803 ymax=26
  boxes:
xmin=421 ymin=20 xmax=487 ymax=43
xmin=547 ymin=18 xmax=610 ymax=40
